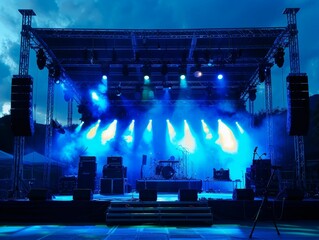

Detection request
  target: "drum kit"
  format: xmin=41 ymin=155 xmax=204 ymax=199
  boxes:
xmin=152 ymin=155 xmax=186 ymax=180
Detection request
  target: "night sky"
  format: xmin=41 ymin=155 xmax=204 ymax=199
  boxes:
xmin=0 ymin=0 xmax=318 ymax=123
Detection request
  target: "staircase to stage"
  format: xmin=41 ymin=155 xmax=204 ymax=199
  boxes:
xmin=106 ymin=201 xmax=213 ymax=226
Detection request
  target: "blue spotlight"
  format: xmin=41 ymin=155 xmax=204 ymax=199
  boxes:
xmin=216 ymin=120 xmax=238 ymax=153
xmin=166 ymin=119 xmax=176 ymax=143
xmin=180 ymin=74 xmax=186 ymax=80
xmin=217 ymin=74 xmax=223 ymax=80
xmin=201 ymin=120 xmax=213 ymax=140
xmin=75 ymin=121 xmax=84 ymax=133
xmin=91 ymin=91 xmax=99 ymax=101
xmin=143 ymin=120 xmax=153 ymax=143
xmin=101 ymin=120 xmax=117 ymax=145
xmin=144 ymin=75 xmax=150 ymax=81
xmin=179 ymin=120 xmax=196 ymax=153
xmin=235 ymin=121 xmax=245 ymax=134
xmin=102 ymin=75 xmax=107 ymax=80
xmin=123 ymin=120 xmax=135 ymax=144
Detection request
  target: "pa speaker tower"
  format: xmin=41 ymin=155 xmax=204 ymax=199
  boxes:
xmin=287 ymin=73 xmax=309 ymax=136
xmin=11 ymin=75 xmax=34 ymax=136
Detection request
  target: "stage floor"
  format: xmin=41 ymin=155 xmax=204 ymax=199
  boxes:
xmin=53 ymin=191 xmax=235 ymax=202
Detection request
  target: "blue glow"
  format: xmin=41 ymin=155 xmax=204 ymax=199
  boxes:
xmin=201 ymin=120 xmax=213 ymax=140
xmin=143 ymin=120 xmax=153 ymax=143
xmin=86 ymin=120 xmax=100 ymax=139
xmin=180 ymin=76 xmax=187 ymax=88
xmin=91 ymin=91 xmax=99 ymax=101
xmin=235 ymin=121 xmax=245 ymax=134
xmin=166 ymin=119 xmax=176 ymax=143
xmin=144 ymin=75 xmax=150 ymax=81
xmin=75 ymin=122 xmax=84 ymax=133
xmin=179 ymin=120 xmax=196 ymax=153
xmin=123 ymin=120 xmax=135 ymax=144
xmin=216 ymin=119 xmax=238 ymax=153
xmin=101 ymin=120 xmax=117 ymax=145
xmin=102 ymin=75 xmax=107 ymax=80
xmin=217 ymin=74 xmax=223 ymax=80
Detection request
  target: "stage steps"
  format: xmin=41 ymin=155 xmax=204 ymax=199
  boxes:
xmin=106 ymin=201 xmax=213 ymax=226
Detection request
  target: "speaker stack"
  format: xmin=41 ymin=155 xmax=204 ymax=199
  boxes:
xmin=287 ymin=73 xmax=309 ymax=136
xmin=77 ymin=156 xmax=97 ymax=192
xmin=100 ymin=156 xmax=127 ymax=194
xmin=11 ymin=75 xmax=34 ymax=136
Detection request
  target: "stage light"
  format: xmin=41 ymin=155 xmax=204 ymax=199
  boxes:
xmin=249 ymin=88 xmax=257 ymax=101
xmin=179 ymin=120 xmax=196 ymax=153
xmin=143 ymin=120 xmax=153 ymax=143
xmin=194 ymin=63 xmax=202 ymax=78
xmin=144 ymin=75 xmax=150 ymax=81
xmin=36 ymin=48 xmax=47 ymax=70
xmin=123 ymin=120 xmax=135 ymax=144
xmin=235 ymin=121 xmax=244 ymax=134
xmin=216 ymin=120 xmax=238 ymax=153
xmin=217 ymin=74 xmax=223 ymax=80
xmin=142 ymin=64 xmax=151 ymax=81
xmin=91 ymin=91 xmax=99 ymax=101
xmin=101 ymin=120 xmax=117 ymax=144
xmin=75 ymin=121 xmax=84 ymax=133
xmin=275 ymin=47 xmax=285 ymax=68
xmin=167 ymin=119 xmax=176 ymax=143
xmin=86 ymin=120 xmax=101 ymax=139
xmin=201 ymin=120 xmax=213 ymax=140
xmin=116 ymin=83 xmax=122 ymax=97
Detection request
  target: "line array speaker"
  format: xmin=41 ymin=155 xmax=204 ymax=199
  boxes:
xmin=11 ymin=75 xmax=34 ymax=136
xmin=286 ymin=74 xmax=309 ymax=136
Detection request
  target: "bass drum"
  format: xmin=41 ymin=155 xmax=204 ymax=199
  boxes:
xmin=161 ymin=166 xmax=175 ymax=179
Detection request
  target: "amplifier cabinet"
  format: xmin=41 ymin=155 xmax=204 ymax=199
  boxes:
xmin=100 ymin=178 xmax=127 ymax=194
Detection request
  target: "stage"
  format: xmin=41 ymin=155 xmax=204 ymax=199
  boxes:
xmin=1 ymin=191 xmax=319 ymax=225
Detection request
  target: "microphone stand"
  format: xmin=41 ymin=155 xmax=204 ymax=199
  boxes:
xmin=249 ymin=150 xmax=280 ymax=238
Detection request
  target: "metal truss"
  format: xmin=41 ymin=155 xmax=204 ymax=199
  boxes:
xmin=12 ymin=9 xmax=35 ymax=199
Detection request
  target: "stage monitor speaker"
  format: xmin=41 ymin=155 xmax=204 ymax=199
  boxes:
xmin=73 ymin=188 xmax=93 ymax=201
xmin=28 ymin=188 xmax=51 ymax=201
xmin=232 ymin=189 xmax=254 ymax=201
xmin=286 ymin=74 xmax=309 ymax=136
xmin=139 ymin=189 xmax=157 ymax=201
xmin=11 ymin=75 xmax=34 ymax=136
xmin=178 ymin=189 xmax=198 ymax=201
xmin=284 ymin=188 xmax=304 ymax=201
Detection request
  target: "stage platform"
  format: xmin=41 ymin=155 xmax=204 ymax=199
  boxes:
xmin=1 ymin=191 xmax=319 ymax=225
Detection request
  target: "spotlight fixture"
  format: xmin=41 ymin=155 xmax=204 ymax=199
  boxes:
xmin=36 ymin=48 xmax=47 ymax=70
xmin=217 ymin=74 xmax=223 ymax=80
xmin=194 ymin=63 xmax=202 ymax=78
xmin=116 ymin=83 xmax=122 ymax=96
xmin=274 ymin=47 xmax=285 ymax=68
xmin=178 ymin=64 xmax=186 ymax=80
xmin=248 ymin=88 xmax=257 ymax=101
xmin=101 ymin=64 xmax=109 ymax=80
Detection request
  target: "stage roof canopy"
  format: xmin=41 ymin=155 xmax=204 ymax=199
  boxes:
xmin=29 ymin=27 xmax=290 ymax=105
